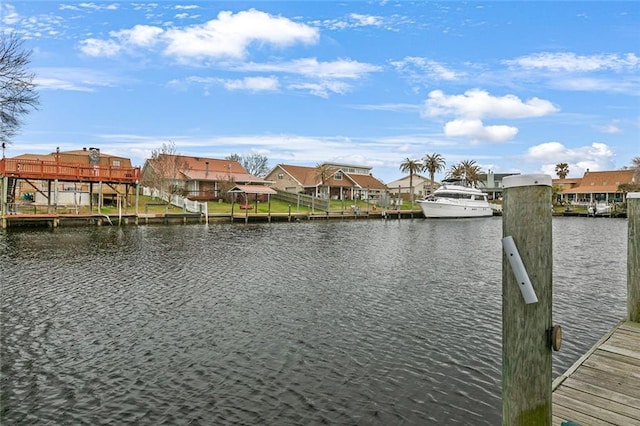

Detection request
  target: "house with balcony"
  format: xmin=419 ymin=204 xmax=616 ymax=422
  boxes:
xmin=0 ymin=147 xmax=139 ymax=210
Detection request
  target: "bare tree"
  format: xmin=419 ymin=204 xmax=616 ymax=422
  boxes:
xmin=314 ymin=163 xmax=336 ymax=198
xmin=226 ymin=153 xmax=269 ymax=177
xmin=0 ymin=32 xmax=39 ymax=145
xmin=141 ymin=141 xmax=189 ymax=197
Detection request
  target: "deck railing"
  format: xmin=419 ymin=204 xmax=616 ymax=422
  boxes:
xmin=0 ymin=158 xmax=141 ymax=183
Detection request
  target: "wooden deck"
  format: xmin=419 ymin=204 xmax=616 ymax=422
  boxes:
xmin=552 ymin=321 xmax=640 ymax=425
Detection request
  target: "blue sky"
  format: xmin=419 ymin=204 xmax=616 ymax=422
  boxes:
xmin=3 ymin=1 xmax=639 ymax=183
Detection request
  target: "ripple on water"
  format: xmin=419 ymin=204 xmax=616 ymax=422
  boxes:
xmin=0 ymin=218 xmax=626 ymax=424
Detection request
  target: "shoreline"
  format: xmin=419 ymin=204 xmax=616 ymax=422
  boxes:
xmin=0 ymin=208 xmax=627 ymax=229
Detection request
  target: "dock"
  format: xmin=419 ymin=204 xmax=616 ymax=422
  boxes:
xmin=552 ymin=321 xmax=640 ymax=425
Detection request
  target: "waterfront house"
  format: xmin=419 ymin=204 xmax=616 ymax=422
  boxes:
xmin=553 ymin=169 xmax=636 ymax=205
xmin=386 ymin=174 xmax=434 ymax=200
xmin=0 ymin=147 xmax=139 ymax=209
xmin=477 ymin=171 xmax=520 ymax=200
xmin=265 ymin=162 xmax=387 ymax=202
xmin=140 ymin=154 xmax=270 ymax=201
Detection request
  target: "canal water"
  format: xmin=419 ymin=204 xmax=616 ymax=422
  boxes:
xmin=0 ymin=217 xmax=627 ymax=425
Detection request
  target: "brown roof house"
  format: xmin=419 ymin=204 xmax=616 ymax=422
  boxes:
xmin=553 ymin=169 xmax=636 ymax=205
xmin=140 ymin=154 xmax=269 ymax=201
xmin=265 ymin=162 xmax=387 ymax=203
xmin=1 ymin=147 xmax=139 ymax=209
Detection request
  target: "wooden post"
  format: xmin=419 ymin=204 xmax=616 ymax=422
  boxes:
xmin=135 ymin=183 xmax=139 ymax=225
xmin=628 ymin=192 xmax=640 ymax=322
xmin=1 ymin=176 xmax=7 ymax=229
xmin=502 ymin=174 xmax=553 ymax=425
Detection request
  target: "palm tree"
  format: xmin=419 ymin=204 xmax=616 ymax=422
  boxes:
xmin=460 ymin=160 xmax=482 ymax=187
xmin=446 ymin=160 xmax=482 ymax=186
xmin=423 ymin=153 xmax=446 ymax=194
xmin=399 ymin=158 xmax=422 ymax=207
xmin=446 ymin=163 xmax=465 ymax=180
xmin=555 ymin=163 xmax=570 ymax=179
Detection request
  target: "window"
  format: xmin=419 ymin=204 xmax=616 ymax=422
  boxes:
xmin=112 ymin=160 xmax=121 ymax=167
xmin=278 ymin=173 xmax=284 ymax=179
xmin=334 ymin=172 xmax=343 ymax=180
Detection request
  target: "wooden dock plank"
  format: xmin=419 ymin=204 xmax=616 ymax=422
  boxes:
xmin=560 ymin=376 xmax=640 ymax=410
xmin=553 ymin=392 xmax=640 ymax=425
xmin=552 ymin=402 xmax=616 ymax=426
xmin=556 ymin=386 xmax=640 ymax=422
xmin=599 ymin=343 xmax=640 ymax=361
xmin=553 ymin=321 xmax=640 ymax=424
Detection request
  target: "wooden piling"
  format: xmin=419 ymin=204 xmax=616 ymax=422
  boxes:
xmin=628 ymin=192 xmax=640 ymax=323
xmin=502 ymin=174 xmax=553 ymax=425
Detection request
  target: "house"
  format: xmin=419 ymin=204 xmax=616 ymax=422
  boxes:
xmin=265 ymin=162 xmax=387 ymax=202
xmin=140 ymin=154 xmax=269 ymax=201
xmin=553 ymin=169 xmax=636 ymax=205
xmin=386 ymin=174 xmax=434 ymax=199
xmin=477 ymin=171 xmax=520 ymax=200
xmin=1 ymin=147 xmax=139 ymax=207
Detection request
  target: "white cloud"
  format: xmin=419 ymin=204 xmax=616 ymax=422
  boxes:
xmin=76 ymin=3 xmax=119 ymax=11
xmin=422 ymin=89 xmax=557 ymax=143
xmin=112 ymin=25 xmax=164 ymax=48
xmin=238 ymin=58 xmax=381 ymax=79
xmin=34 ymin=67 xmax=121 ymax=91
xmin=444 ymin=119 xmax=518 ymax=143
xmin=1 ymin=4 xmax=19 ymax=25
xmin=595 ymin=121 xmax=622 ymax=134
xmin=526 ymin=142 xmax=615 ymax=176
xmin=163 ymin=9 xmax=319 ymax=61
xmin=79 ymin=38 xmax=121 ymax=56
xmin=177 ymin=57 xmax=379 ymax=97
xmin=423 ymin=89 xmax=558 ymax=119
xmin=391 ymin=57 xmax=462 ymax=82
xmin=222 ymin=76 xmax=279 ymax=92
xmin=504 ymin=52 xmax=640 ymax=72
xmin=288 ymin=80 xmax=351 ymax=98
xmin=349 ymin=13 xmax=384 ymax=27
xmin=317 ymin=14 xmax=383 ymax=30
xmin=549 ymin=77 xmax=639 ymax=94
xmin=77 ymin=9 xmax=318 ymax=62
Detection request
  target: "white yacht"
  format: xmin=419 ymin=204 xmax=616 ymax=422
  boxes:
xmin=417 ymin=179 xmax=493 ymax=218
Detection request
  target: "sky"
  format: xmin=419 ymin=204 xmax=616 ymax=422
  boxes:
xmin=2 ymin=1 xmax=639 ymax=183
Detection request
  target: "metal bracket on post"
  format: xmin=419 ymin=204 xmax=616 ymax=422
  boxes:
xmin=502 ymin=235 xmax=538 ymax=304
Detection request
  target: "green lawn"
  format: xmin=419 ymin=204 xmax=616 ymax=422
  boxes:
xmin=137 ymin=195 xmax=417 ymax=214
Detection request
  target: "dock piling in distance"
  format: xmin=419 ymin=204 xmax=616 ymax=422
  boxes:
xmin=628 ymin=192 xmax=640 ymax=323
xmin=502 ymin=174 xmax=553 ymax=425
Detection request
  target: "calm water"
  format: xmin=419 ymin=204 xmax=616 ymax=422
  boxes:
xmin=0 ymin=217 xmax=627 ymax=425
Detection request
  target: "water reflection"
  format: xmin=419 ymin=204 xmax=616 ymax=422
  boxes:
xmin=0 ymin=217 xmax=626 ymax=424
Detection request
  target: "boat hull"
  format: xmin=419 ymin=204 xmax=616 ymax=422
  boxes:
xmin=417 ymin=200 xmax=493 ymax=218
